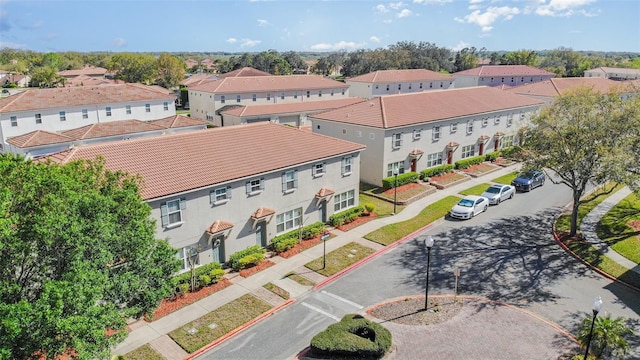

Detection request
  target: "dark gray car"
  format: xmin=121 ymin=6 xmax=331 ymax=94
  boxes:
xmin=511 ymin=170 xmax=545 ymax=192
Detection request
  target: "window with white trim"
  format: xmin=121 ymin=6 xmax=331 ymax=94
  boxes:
xmin=432 ymin=126 xmax=441 ymax=140
xmin=294 ymin=92 xmax=298 ymax=99
xmin=312 ymin=162 xmax=326 ymax=177
xmin=10 ymin=116 xmax=17 ymax=127
xmin=282 ymin=170 xmax=298 ymax=192
xmin=306 ymin=91 xmax=310 ymax=98
xmin=35 ymin=114 xmax=42 ymax=124
xmin=398 ymin=84 xmax=401 ymax=90
xmin=106 ymin=106 xmax=112 ymax=116
xmin=341 ymin=156 xmax=353 ymax=176
xmin=387 ymin=162 xmax=405 ymax=177
xmin=82 ymin=109 xmax=88 ymax=119
xmin=126 ymin=105 xmax=131 ymax=114
xmin=145 ymin=104 xmax=150 ymax=112
xmin=451 ymin=122 xmax=458 ymax=132
xmin=276 ymin=208 xmax=302 ymax=233
xmin=281 ymin=92 xmax=285 ymax=99
xmin=59 ymin=111 xmax=66 ymax=121
xmin=221 ymin=95 xmax=226 ymax=104
xmin=426 ymin=152 xmax=443 ymax=167
xmin=331 ymin=89 xmax=335 ymax=96
xmin=461 ymin=144 xmax=475 ymax=158
xmin=318 ymin=90 xmax=322 ymax=97
xmin=334 ymin=190 xmax=355 ymax=212
xmin=177 ymin=246 xmax=199 ymax=271
xmin=419 ymin=83 xmax=423 ymax=89
xmin=482 ymin=117 xmax=488 ymax=127
xmin=252 ymin=94 xmax=257 ymax=102
xmin=236 ymin=95 xmax=241 ymax=103
xmin=386 ymin=85 xmax=390 ymax=91
xmin=466 ymin=120 xmax=474 ymax=134
xmin=413 ymin=129 xmax=422 ymax=140
xmin=210 ymin=187 xmax=231 ymax=204
xmin=502 ymin=135 xmax=515 ymax=148
xmin=392 ymin=133 xmax=403 ymax=149
xmin=341 ymin=89 xmax=345 ymax=95
xmin=163 ymin=102 xmax=169 ymax=111
xmin=161 ymin=198 xmax=186 ymax=227
xmin=246 ymin=178 xmax=265 ymax=194
xmin=506 ymin=116 xmax=513 ymax=127
xmin=267 ymin=93 xmax=271 ymax=101
xmin=494 ymin=115 xmax=500 ymax=125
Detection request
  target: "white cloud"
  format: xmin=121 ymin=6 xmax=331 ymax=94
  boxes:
xmin=240 ymin=38 xmax=261 ymax=48
xmin=413 ymin=0 xmax=452 ymax=4
xmin=310 ymin=41 xmax=366 ymax=51
xmin=227 ymin=38 xmax=237 ymax=44
xmin=397 ymin=9 xmax=412 ymax=18
xmin=451 ymin=41 xmax=471 ymax=51
xmin=383 ymin=19 xmax=393 ymax=23
xmin=375 ymin=4 xmax=388 ymax=13
xmin=389 ymin=2 xmax=405 ymax=10
xmin=0 ymin=40 xmax=26 ymax=49
xmin=370 ymin=35 xmax=381 ymax=43
xmin=455 ymin=6 xmax=520 ymax=32
xmin=257 ymin=19 xmax=269 ymax=26
xmin=110 ymin=37 xmax=127 ymax=48
xmin=535 ymin=0 xmax=596 ymax=16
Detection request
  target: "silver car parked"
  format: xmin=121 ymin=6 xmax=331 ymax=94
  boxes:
xmin=481 ymin=184 xmax=515 ymax=205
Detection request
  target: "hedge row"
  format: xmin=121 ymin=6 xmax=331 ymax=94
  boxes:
xmin=381 ymin=172 xmax=419 ymax=190
xmin=236 ymin=252 xmax=265 ymax=270
xmin=420 ymin=164 xmax=454 ymax=179
xmin=454 ymin=155 xmax=486 ymax=169
xmin=310 ymin=314 xmax=392 ymax=359
xmin=270 ymin=221 xmax=326 ymax=254
xmin=229 ymin=245 xmax=264 ymax=271
xmin=171 ymin=262 xmax=225 ymax=294
xmin=329 ymin=206 xmax=364 ymax=227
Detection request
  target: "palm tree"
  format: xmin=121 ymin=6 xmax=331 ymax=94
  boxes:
xmin=577 ymin=312 xmax=634 ymax=359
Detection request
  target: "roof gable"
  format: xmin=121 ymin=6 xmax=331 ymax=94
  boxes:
xmin=7 ymin=130 xmax=73 ymax=147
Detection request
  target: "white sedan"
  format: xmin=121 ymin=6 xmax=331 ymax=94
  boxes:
xmin=449 ymin=195 xmax=489 ymax=220
xmin=480 ymin=184 xmax=515 ymax=205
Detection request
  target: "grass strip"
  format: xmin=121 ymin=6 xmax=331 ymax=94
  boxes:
xmin=359 ymin=193 xmax=400 ymax=217
xmin=459 ymin=183 xmax=492 ymax=196
xmin=491 ymin=171 xmax=519 ymax=185
xmin=556 ymin=183 xmax=622 ymax=233
xmin=169 ymin=294 xmax=272 ymax=353
xmin=364 ymin=196 xmax=461 ymax=246
xmin=597 ymin=191 xmax=640 ymax=264
xmin=263 ymin=282 xmax=290 ymax=300
xmin=305 ymin=242 xmax=375 ymax=277
xmin=122 ymin=344 xmax=164 ymax=360
xmin=285 ymin=272 xmax=316 ymax=286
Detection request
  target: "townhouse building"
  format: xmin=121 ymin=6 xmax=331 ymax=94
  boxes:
xmin=309 ymin=86 xmax=544 ymax=187
xmin=0 ymin=83 xmax=177 ymax=152
xmin=346 ymin=69 xmax=454 ymax=98
xmin=584 ymin=67 xmax=640 ymax=81
xmin=187 ymin=75 xmax=350 ymax=126
xmin=505 ymin=77 xmax=630 ymax=103
xmin=453 ymin=65 xmax=554 ymax=88
xmin=44 ymin=122 xmax=365 ymax=270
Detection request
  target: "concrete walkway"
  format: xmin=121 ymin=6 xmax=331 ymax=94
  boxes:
xmin=579 ymin=186 xmax=640 ymax=274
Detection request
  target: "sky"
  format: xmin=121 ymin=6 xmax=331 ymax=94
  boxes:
xmin=0 ymin=0 xmax=638 ymax=54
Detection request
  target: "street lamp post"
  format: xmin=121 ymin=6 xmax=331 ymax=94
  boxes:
xmin=584 ymin=296 xmax=603 ymax=360
xmin=392 ymin=167 xmax=399 ymax=215
xmin=424 ymin=235 xmax=435 ymax=311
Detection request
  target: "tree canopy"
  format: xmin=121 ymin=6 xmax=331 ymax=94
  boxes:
xmin=520 ymin=85 xmax=640 ymax=236
xmin=0 ymin=155 xmax=179 ymax=359
xmin=156 ymin=53 xmax=186 ymax=89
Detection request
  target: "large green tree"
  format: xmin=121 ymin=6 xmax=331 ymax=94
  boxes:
xmin=0 ymin=155 xmax=179 ymax=359
xmin=107 ymin=53 xmax=157 ymax=84
xmin=156 ymin=53 xmax=185 ymax=89
xmin=520 ymin=86 xmax=640 ymax=237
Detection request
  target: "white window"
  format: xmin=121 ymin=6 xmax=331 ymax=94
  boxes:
xmin=386 ymin=85 xmax=390 ymax=91
xmin=282 ymin=170 xmax=298 ymax=192
xmin=331 ymin=89 xmax=335 ymax=96
xmin=210 ymin=187 xmax=231 ymax=204
xmin=252 ymin=94 xmax=257 ymax=102
xmin=145 ymin=104 xmax=150 ymax=112
xmin=161 ymin=198 xmax=186 ymax=227
xmin=341 ymin=156 xmax=353 ymax=176
xmin=106 ymin=107 xmax=112 ymax=116
xmin=392 ymin=133 xmax=403 ymax=149
xmin=494 ymin=116 xmax=500 ymax=125
xmin=10 ymin=116 xmax=17 ymax=127
xmin=432 ymin=126 xmax=441 ymax=140
xmin=409 ymin=84 xmax=412 ymax=90
xmin=281 ymin=92 xmax=285 ymax=100
xmin=59 ymin=111 xmax=66 ymax=121
xmin=163 ymin=102 xmax=169 ymax=111
xmin=178 ymin=246 xmax=199 ymax=271
xmin=267 ymin=93 xmax=271 ymax=101
xmin=419 ymin=83 xmax=423 ymax=89
xmin=318 ymin=90 xmax=322 ymax=97
xmin=502 ymin=135 xmax=515 ymax=148
xmin=35 ymin=114 xmax=42 ymax=124
xmin=236 ymin=95 xmax=241 ymax=103
xmin=312 ymin=163 xmax=326 ymax=177
xmin=520 ymin=112 xmax=526 ymax=120
xmin=482 ymin=118 xmax=488 ymax=127
xmin=82 ymin=109 xmax=88 ymax=119
xmin=221 ymin=95 xmax=226 ymax=104
xmin=461 ymin=144 xmax=475 ymax=158
xmin=246 ymin=178 xmax=264 ymax=194
xmin=451 ymin=123 xmax=458 ymax=132
xmin=506 ymin=116 xmax=513 ymax=127
xmin=369 ymin=133 xmax=375 ymax=140
xmin=426 ymin=152 xmax=443 ymax=167
xmin=398 ymin=84 xmax=401 ymax=90
xmin=466 ymin=120 xmax=474 ymax=134
xmin=126 ymin=105 xmax=131 ymax=114
xmin=334 ymin=190 xmax=355 ymax=211
xmin=413 ymin=129 xmax=422 ymax=140
xmin=387 ymin=162 xmax=405 ymax=177
xmin=276 ymin=208 xmax=302 ymax=233
xmin=294 ymin=92 xmax=298 ymax=99
xmin=341 ymin=89 xmax=345 ymax=95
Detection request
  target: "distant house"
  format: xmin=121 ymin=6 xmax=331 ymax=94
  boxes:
xmin=504 ymin=77 xmax=632 ymax=103
xmin=2 ymin=74 xmax=30 ymax=87
xmin=188 ymin=75 xmax=350 ymax=126
xmin=452 ymin=65 xmax=554 ymax=88
xmin=180 ymin=67 xmax=271 ymax=87
xmin=58 ymin=65 xmax=108 ymax=80
xmin=0 ymin=83 xmax=177 ymax=151
xmin=346 ymin=69 xmax=454 ymax=98
xmin=62 ymin=74 xmax=119 ymax=87
xmin=184 ymin=59 xmax=199 ymax=70
xmin=219 ymin=97 xmax=364 ymax=127
xmin=309 ymin=86 xmax=544 ymax=186
xmin=584 ymin=67 xmax=640 ymax=81
xmin=5 ymin=115 xmax=207 ymax=158
xmin=42 ymin=122 xmax=365 ymax=267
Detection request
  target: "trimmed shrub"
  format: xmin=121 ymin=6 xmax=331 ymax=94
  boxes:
xmin=171 ymin=261 xmax=224 ymax=292
xmin=178 ymin=283 xmax=190 ymax=296
xmin=329 ymin=206 xmax=364 ymax=227
xmin=236 ymin=252 xmax=265 ymax=270
xmin=270 ymin=222 xmax=326 ymax=252
xmin=229 ymin=245 xmax=264 ymax=271
xmin=209 ymin=268 xmax=225 ymax=283
xmin=310 ymin=314 xmax=392 ymax=359
xmin=273 ymin=237 xmax=298 ymax=253
xmin=420 ymin=164 xmax=454 ymax=179
xmin=455 ymin=155 xmax=486 ymax=169
xmin=198 ymin=274 xmax=211 ymax=287
xmin=381 ymin=172 xmax=420 ymax=190
xmin=363 ymin=203 xmax=375 ymax=214
xmin=300 ymin=222 xmax=325 ymax=240
xmin=485 ymin=151 xmax=500 ymax=162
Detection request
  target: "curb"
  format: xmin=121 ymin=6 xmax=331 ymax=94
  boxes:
xmin=184 ymin=298 xmax=296 ymax=359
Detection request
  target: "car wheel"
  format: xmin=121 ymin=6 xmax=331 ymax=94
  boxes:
xmin=484 ymin=205 xmax=488 ymax=212
xmin=509 ymin=192 xmax=514 ymax=199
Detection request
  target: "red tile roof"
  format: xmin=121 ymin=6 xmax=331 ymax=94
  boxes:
xmin=61 ymin=120 xmax=166 ymax=140
xmin=206 ymin=220 xmax=234 ymax=234
xmin=0 ymin=84 xmax=175 ymax=112
xmin=310 ymin=86 xmax=544 ymax=129
xmin=188 ymin=75 xmax=348 ymax=93
xmin=315 ymin=187 xmax=335 ymax=198
xmin=62 ymin=74 xmax=119 ymax=87
xmin=147 ymin=114 xmax=208 ymax=128
xmin=221 ymin=97 xmax=365 ymax=117
xmin=505 ymin=77 xmax=626 ymax=97
xmin=6 ymin=130 xmax=73 ymax=147
xmin=347 ymin=69 xmax=452 ymax=83
xmin=252 ymin=207 xmax=276 ymax=219
xmin=58 ymin=65 xmax=108 ymax=77
xmin=219 ymin=67 xmax=271 ymax=78
xmin=180 ymin=73 xmax=219 ymax=87
xmin=453 ymin=65 xmax=554 ymax=77
xmin=43 ymin=122 xmax=365 ymax=200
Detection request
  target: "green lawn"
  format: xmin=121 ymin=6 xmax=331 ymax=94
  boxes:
xmin=305 ymin=242 xmax=376 ymax=276
xmin=285 ymin=272 xmax=316 ymax=286
xmin=263 ymin=282 xmax=290 ymax=300
xmin=459 ymin=183 xmax=492 ymax=196
xmin=597 ymin=191 xmax=640 ymax=264
xmin=123 ymin=344 xmax=163 ymax=360
xmin=556 ymin=183 xmax=622 ymax=233
xmin=359 ymin=192 xmax=404 ymax=217
xmin=365 ymin=196 xmax=460 ymax=246
xmin=491 ymin=171 xmax=519 ymax=185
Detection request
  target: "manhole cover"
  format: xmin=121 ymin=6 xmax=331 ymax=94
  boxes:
xmin=347 ymin=254 xmax=354 ymax=258
xmin=187 ymin=328 xmax=197 ymax=335
xmin=208 ymin=323 xmax=218 ymax=329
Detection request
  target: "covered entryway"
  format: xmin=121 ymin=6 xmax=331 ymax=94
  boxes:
xmin=206 ymin=219 xmax=234 ymax=263
xmin=250 ymin=207 xmax=275 ymax=248
xmin=315 ymin=188 xmax=335 ymax=223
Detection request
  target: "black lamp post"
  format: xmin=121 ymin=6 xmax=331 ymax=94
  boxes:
xmin=392 ymin=167 xmax=399 ymax=215
xmin=583 ymin=295 xmax=603 ymax=360
xmin=424 ymin=235 xmax=434 ymax=310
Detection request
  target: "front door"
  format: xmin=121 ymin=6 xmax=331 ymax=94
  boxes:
xmin=479 ymin=143 xmax=484 ymax=155
xmin=411 ymin=159 xmax=417 ymax=172
xmin=211 ymin=235 xmax=225 ymax=263
xmin=494 ymin=139 xmax=499 ymax=151
xmin=319 ymin=201 xmax=327 ymax=223
xmin=255 ymin=221 xmax=267 ymax=247
xmin=447 ymin=150 xmax=453 ymax=164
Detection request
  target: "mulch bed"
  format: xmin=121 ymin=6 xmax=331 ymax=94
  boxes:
xmin=461 ymin=162 xmax=498 ymax=175
xmin=430 ymin=172 xmax=467 ymax=185
xmin=368 ymin=297 xmax=463 ymax=326
xmin=382 ymin=182 xmax=422 ymax=195
xmin=146 ymin=278 xmax=232 ymax=321
xmin=239 ymin=259 xmax=276 ymax=278
xmin=278 ymin=236 xmax=323 ymax=258
xmin=337 ymin=212 xmax=378 ymax=232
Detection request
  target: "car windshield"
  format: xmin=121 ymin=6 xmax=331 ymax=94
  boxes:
xmin=458 ymin=199 xmax=474 ymax=207
xmin=519 ymin=172 xmax=535 ymax=179
xmin=484 ymin=187 xmax=501 ymax=194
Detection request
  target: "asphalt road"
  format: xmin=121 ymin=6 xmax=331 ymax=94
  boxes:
xmin=197 ymin=178 xmax=640 ymax=360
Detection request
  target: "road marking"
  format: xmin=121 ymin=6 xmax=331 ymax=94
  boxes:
xmin=301 ymin=302 xmax=340 ymax=321
xmin=320 ymin=291 xmax=363 ymax=309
